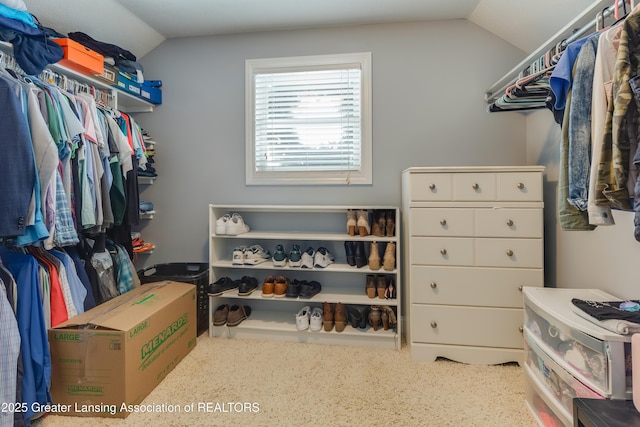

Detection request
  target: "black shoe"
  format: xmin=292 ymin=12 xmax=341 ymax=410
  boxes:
xmin=286 ymin=279 xmax=303 ymax=298
xmin=346 ymin=305 xmax=370 ymax=329
xmin=237 ymin=276 xmax=258 ymax=296
xmin=208 ymin=277 xmax=239 ymax=295
xmin=355 ymin=241 xmax=367 ymax=268
xmin=344 ymin=241 xmax=356 ymax=266
xmin=298 ymin=280 xmax=322 ymax=299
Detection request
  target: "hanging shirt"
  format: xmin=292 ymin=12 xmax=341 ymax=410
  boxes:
xmin=0 ymin=277 xmax=21 ymax=427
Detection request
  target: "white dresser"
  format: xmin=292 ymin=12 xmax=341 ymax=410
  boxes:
xmin=401 ymin=166 xmax=545 ymax=365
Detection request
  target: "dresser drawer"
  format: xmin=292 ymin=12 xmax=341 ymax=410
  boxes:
xmin=453 ymin=173 xmax=496 ymax=201
xmin=411 ymin=305 xmax=524 ymax=348
xmin=410 ymin=266 xmax=543 ymax=307
xmin=410 ymin=237 xmax=474 ymax=266
xmin=409 ymin=173 xmax=452 ymax=201
xmin=475 ymin=208 xmax=543 ymax=238
xmin=475 ymin=238 xmax=543 ymax=268
xmin=410 ymin=208 xmax=474 ymax=236
xmin=497 ymin=172 xmax=543 ymax=201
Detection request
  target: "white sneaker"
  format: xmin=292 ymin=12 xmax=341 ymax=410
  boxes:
xmin=300 ymin=247 xmax=315 ymax=269
xmin=244 ymin=245 xmax=271 ymax=265
xmin=309 ymin=307 xmax=323 ymax=331
xmin=314 ymin=247 xmax=335 ymax=268
xmin=296 ymin=306 xmax=311 ymax=331
xmin=226 ymin=213 xmax=250 ymax=235
xmin=215 ymin=214 xmax=231 ymax=235
xmin=232 ymin=246 xmax=246 ymax=265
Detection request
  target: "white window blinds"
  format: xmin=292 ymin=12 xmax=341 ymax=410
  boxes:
xmin=254 ymin=67 xmax=361 ymax=172
xmin=246 ymin=52 xmax=372 ymax=185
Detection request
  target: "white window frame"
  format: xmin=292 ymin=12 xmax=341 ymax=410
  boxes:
xmin=245 ymin=52 xmax=372 ymax=185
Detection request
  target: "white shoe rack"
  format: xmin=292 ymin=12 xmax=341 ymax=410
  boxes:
xmin=208 ymin=205 xmax=401 ymax=350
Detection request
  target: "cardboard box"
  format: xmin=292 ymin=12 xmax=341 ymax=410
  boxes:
xmin=53 ymin=38 xmax=104 ymax=76
xmin=48 ymin=281 xmax=197 ymax=418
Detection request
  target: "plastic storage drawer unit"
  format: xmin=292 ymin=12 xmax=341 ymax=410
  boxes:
xmin=522 ymin=287 xmax=632 ymax=400
xmin=138 ymin=263 xmax=209 ymax=335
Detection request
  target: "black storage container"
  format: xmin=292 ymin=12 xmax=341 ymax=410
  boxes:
xmin=138 ymin=263 xmax=209 ymax=335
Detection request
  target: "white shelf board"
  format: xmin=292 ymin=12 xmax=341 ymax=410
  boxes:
xmin=209 ymin=289 xmax=398 ymax=306
xmin=212 ymin=231 xmax=396 ymax=242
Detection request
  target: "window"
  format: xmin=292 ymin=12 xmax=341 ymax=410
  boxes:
xmin=246 ymin=52 xmax=372 ymax=185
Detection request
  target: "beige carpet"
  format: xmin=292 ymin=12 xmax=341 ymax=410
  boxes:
xmin=32 ymin=336 xmax=537 ymax=427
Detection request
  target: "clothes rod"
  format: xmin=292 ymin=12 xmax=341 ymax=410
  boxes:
xmin=484 ymin=0 xmax=620 ymax=103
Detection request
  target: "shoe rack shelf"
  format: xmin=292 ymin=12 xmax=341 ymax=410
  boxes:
xmin=208 ymin=204 xmax=401 ymax=350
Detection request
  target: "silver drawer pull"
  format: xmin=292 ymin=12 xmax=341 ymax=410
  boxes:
xmin=506 ymin=250 xmax=514 ymax=257
xmin=430 ymin=282 xmax=437 ymax=289
xmin=519 ymin=326 xmax=524 ymax=333
xmin=506 ymin=219 xmax=514 ymax=226
xmin=431 ymin=321 xmax=438 ymax=328
xmin=472 ymin=183 xmax=479 ymax=190
xmin=429 ymin=183 xmax=436 ymax=190
xmin=517 ymin=182 xmax=525 ymax=190
xmin=518 ymin=285 xmax=523 ymax=292
xmin=440 ymin=248 xmax=447 ymax=255
xmin=440 ymin=219 xmax=447 ymax=226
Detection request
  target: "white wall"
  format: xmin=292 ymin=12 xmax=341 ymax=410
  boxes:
xmin=133 ymin=20 xmax=528 ymax=268
xmin=526 ymin=110 xmax=640 ymax=299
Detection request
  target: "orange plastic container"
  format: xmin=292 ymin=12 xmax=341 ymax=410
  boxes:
xmin=52 ymin=38 xmax=104 ymax=76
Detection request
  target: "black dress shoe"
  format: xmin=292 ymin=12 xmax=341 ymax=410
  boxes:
xmin=355 ymin=241 xmax=367 ymax=268
xmin=344 ymin=241 xmax=356 ymax=266
xmin=208 ymin=277 xmax=239 ymax=295
xmin=237 ymin=276 xmax=258 ymax=296
xmin=286 ymin=279 xmax=303 ymax=298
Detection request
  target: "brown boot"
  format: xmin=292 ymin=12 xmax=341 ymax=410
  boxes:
xmin=376 ymin=275 xmax=386 ymax=299
xmin=369 ymin=306 xmax=381 ymax=331
xmin=372 ymin=210 xmax=386 ymax=237
xmin=334 ymin=303 xmax=347 ymax=332
xmin=385 ymin=210 xmax=395 ymax=237
xmin=382 ymin=242 xmax=396 ymax=271
xmin=323 ymin=302 xmax=334 ymax=332
xmin=346 ymin=209 xmax=357 ymax=236
xmin=368 ymin=241 xmax=381 ymax=270
xmin=366 ymin=275 xmax=376 ymax=298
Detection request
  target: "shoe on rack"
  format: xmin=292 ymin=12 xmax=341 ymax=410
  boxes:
xmin=369 ymin=305 xmax=382 ymax=331
xmin=385 ymin=278 xmax=396 ymax=299
xmin=377 ymin=275 xmax=387 ymax=299
xmin=273 ymin=275 xmax=290 ymax=298
xmin=301 ymin=247 xmax=315 ymax=269
xmin=372 ymin=210 xmax=386 ymax=237
xmin=357 ymin=209 xmax=370 ymax=236
xmin=232 ymin=246 xmax=246 ymax=265
xmin=323 ymin=302 xmax=334 ymax=332
xmin=344 ymin=241 xmax=356 ymax=267
xmin=310 ymin=307 xmax=323 ymax=332
xmin=298 ymin=280 xmax=322 ymax=299
xmin=296 ymin=306 xmax=311 ymax=331
xmin=382 ymin=242 xmax=396 ymax=271
xmin=208 ymin=277 xmax=239 ymax=296
xmin=366 ymin=275 xmax=377 ymax=299
xmin=286 ymin=279 xmax=303 ymax=298
xmin=385 ymin=210 xmax=396 ymax=237
xmin=346 ymin=305 xmax=370 ymax=329
xmin=262 ymin=275 xmax=276 ymax=298
xmin=272 ymin=244 xmax=288 ymax=267
xmin=288 ymin=244 xmax=302 ymax=267
xmin=355 ymin=241 xmax=367 ymax=268
xmin=227 ymin=305 xmax=251 ymax=326
xmin=215 ymin=214 xmax=231 ymax=235
xmin=334 ymin=303 xmax=347 ymax=333
xmin=314 ymin=247 xmax=334 ymax=268
xmin=213 ymin=304 xmax=230 ymax=326
xmin=347 ymin=209 xmax=357 ymax=236
xmin=244 ymin=245 xmax=271 ymax=265
xmin=226 ymin=213 xmax=250 ymax=235
xmin=368 ymin=242 xmax=381 ymax=270
xmin=237 ymin=276 xmax=259 ymax=296
xmin=381 ymin=306 xmax=397 ymax=330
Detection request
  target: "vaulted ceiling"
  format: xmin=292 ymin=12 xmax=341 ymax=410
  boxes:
xmin=25 ymin=0 xmax=602 ymax=59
